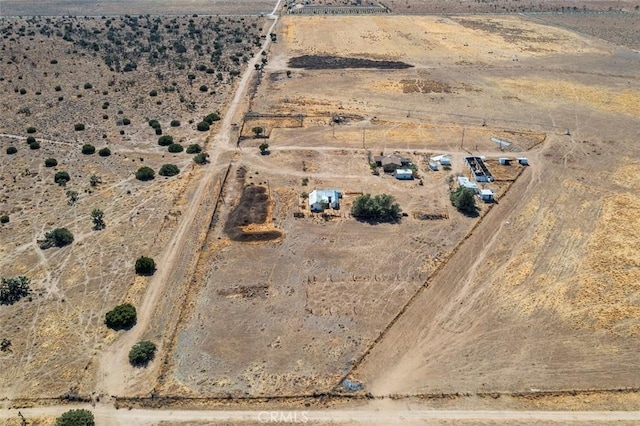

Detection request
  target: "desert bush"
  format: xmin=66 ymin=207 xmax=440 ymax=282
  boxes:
xmin=19 ymin=88 xmax=26 ymax=95
xmin=351 ymin=193 xmax=402 ymax=223
xmin=44 ymin=158 xmax=58 ymax=167
xmin=259 ymin=142 xmax=269 ymax=155
xmin=83 ymin=82 xmax=92 ymax=89
xmin=0 ymin=215 xmax=9 ymax=224
xmin=6 ymin=146 xmax=17 ymax=155
xmin=74 ymin=123 xmax=85 ymax=131
xmin=196 ymin=121 xmax=210 ymax=132
xmin=203 ymin=112 xmax=220 ymax=124
xmin=40 ymin=228 xmax=74 ymax=249
xmin=26 ymin=126 xmax=36 ymax=133
xmin=122 ymin=118 xmax=131 ymax=125
xmin=81 ymin=144 xmax=95 ymax=155
xmin=159 ymin=164 xmax=180 ymax=177
xmin=167 ymin=143 xmax=183 ymax=153
xmin=105 ymin=303 xmax=136 ymax=330
xmin=54 ymin=85 xmax=61 ymax=91
xmin=128 ymin=340 xmax=156 ymax=366
xmin=170 ymin=120 xmax=180 ymax=127
xmin=199 ymin=85 xmax=208 ymax=92
xmin=29 ymin=141 xmax=40 ymax=150
xmin=26 ymin=136 xmax=36 ymax=144
xmin=50 ymin=59 xmax=58 ymax=65
xmin=193 ymin=152 xmax=209 ymax=164
xmin=135 ymin=166 xmax=155 ymax=181
xmin=135 ymin=256 xmax=156 ymax=275
xmin=157 ymin=135 xmax=173 ymax=146
xmin=98 ymin=147 xmax=111 ymax=157
xmin=149 ymin=89 xmax=158 ymax=97
xmin=450 ymin=187 xmax=477 ymax=215
xmin=148 ymin=119 xmax=160 ymax=129
xmin=0 ymin=276 xmax=30 ymax=305
xmin=186 ymin=144 xmax=202 ymax=154
xmin=155 ymin=127 xmax=162 ymax=135
xmin=91 ymin=209 xmax=105 ymax=230
xmin=54 ymin=171 xmax=70 ymax=185
xmin=55 ymin=409 xmax=95 ymax=426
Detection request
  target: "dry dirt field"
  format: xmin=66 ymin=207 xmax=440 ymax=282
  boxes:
xmin=2 ymin=0 xmax=640 ymax=421
xmin=158 ymin=11 xmax=640 ymax=404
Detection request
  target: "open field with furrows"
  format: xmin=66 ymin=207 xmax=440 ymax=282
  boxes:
xmin=0 ymin=0 xmax=276 ymax=16
xmin=0 ymin=14 xmax=264 ymax=399
xmin=161 ymin=13 xmax=640 ymax=404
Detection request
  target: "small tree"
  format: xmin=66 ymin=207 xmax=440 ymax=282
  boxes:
xmin=167 ymin=143 xmax=183 ymax=153
xmin=186 ymin=143 xmax=202 ymax=154
xmin=170 ymin=120 xmax=180 ymax=127
xmin=26 ymin=126 xmax=36 ymax=134
xmin=193 ymin=152 xmax=209 ymax=164
xmin=203 ymin=112 xmax=220 ymax=124
xmin=196 ymin=121 xmax=210 ymax=132
xmin=252 ymin=126 xmax=264 ymax=138
xmin=159 ymin=164 xmax=180 ymax=177
xmin=351 ymin=194 xmax=402 ymax=223
xmin=122 ymin=118 xmax=131 ymax=125
xmin=66 ymin=190 xmax=79 ymax=206
xmin=0 ymin=215 xmax=9 ymax=224
xmin=29 ymin=141 xmax=40 ymax=150
xmin=259 ymin=142 xmax=269 ymax=155
xmin=6 ymin=146 xmax=17 ymax=155
xmin=157 ymin=135 xmax=174 ymax=146
xmin=135 ymin=256 xmax=156 ymax=275
xmin=0 ymin=338 xmax=11 ymax=352
xmin=45 ymin=158 xmax=58 ymax=167
xmin=26 ymin=136 xmax=36 ymax=144
xmin=0 ymin=276 xmax=30 ymax=305
xmin=135 ymin=166 xmax=155 ymax=181
xmin=55 ymin=409 xmax=95 ymax=426
xmin=40 ymin=228 xmax=74 ymax=248
xmin=54 ymin=171 xmax=71 ymax=186
xmin=148 ymin=119 xmax=161 ymax=129
xmin=91 ymin=209 xmax=105 ymax=230
xmin=98 ymin=147 xmax=111 ymax=157
xmin=129 ymin=340 xmax=157 ymax=366
xmin=105 ymin=303 xmax=136 ymax=330
xmin=450 ymin=186 xmax=477 ymax=215
xmin=74 ymin=123 xmax=85 ymax=131
xmin=89 ymin=174 xmax=102 ymax=187
xmin=81 ymin=144 xmax=96 ymax=155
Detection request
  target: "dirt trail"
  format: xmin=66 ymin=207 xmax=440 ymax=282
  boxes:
xmin=95 ymin=0 xmax=284 ymax=397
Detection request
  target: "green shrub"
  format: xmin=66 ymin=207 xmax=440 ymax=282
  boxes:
xmin=149 ymin=89 xmax=158 ymax=97
xmin=0 ymin=215 xmax=9 ymax=224
xmin=83 ymin=82 xmax=92 ymax=89
xmin=54 ymin=85 xmax=61 ymax=91
xmin=122 ymin=118 xmax=131 ymax=125
xmin=6 ymin=146 xmax=17 ymax=155
xmin=170 ymin=119 xmax=180 ymax=127
xmin=98 ymin=147 xmax=111 ymax=157
xmin=155 ymin=127 xmax=163 ymax=135
xmin=196 ymin=121 xmax=210 ymax=132
xmin=135 ymin=256 xmax=156 ymax=275
xmin=159 ymin=164 xmax=180 ymax=177
xmin=0 ymin=276 xmax=30 ymax=305
xmin=105 ymin=303 xmax=137 ymax=330
xmin=19 ymin=88 xmax=27 ymax=95
xmin=74 ymin=123 xmax=85 ymax=131
xmin=186 ymin=144 xmax=202 ymax=154
xmin=167 ymin=143 xmax=183 ymax=153
xmin=157 ymin=135 xmax=174 ymax=146
xmin=135 ymin=166 xmax=155 ymax=181
xmin=351 ymin=193 xmax=402 ymax=223
xmin=193 ymin=152 xmax=209 ymax=164
xmin=54 ymin=171 xmax=70 ymax=185
xmin=203 ymin=112 xmax=220 ymax=124
xmin=450 ymin=186 xmax=477 ymax=215
xmin=40 ymin=228 xmax=74 ymax=249
xmin=26 ymin=126 xmax=36 ymax=133
xmin=55 ymin=409 xmax=95 ymax=426
xmin=81 ymin=144 xmax=96 ymax=155
xmin=128 ymin=340 xmax=157 ymax=366
xmin=45 ymin=158 xmax=58 ymax=167
xmin=26 ymin=136 xmax=36 ymax=144
xmin=29 ymin=141 xmax=40 ymax=150
xmin=148 ymin=119 xmax=161 ymax=129
xmin=199 ymin=85 xmax=208 ymax=92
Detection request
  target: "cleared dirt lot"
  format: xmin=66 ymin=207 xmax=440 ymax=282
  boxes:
xmin=162 ymin=13 xmax=640 ymax=401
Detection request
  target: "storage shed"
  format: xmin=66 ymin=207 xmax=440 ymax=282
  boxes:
xmin=309 ymin=189 xmax=342 ymax=212
xmin=395 ymin=169 xmax=413 ymax=180
xmin=457 ymin=176 xmax=478 ymax=193
xmin=480 ymin=189 xmax=494 ymax=202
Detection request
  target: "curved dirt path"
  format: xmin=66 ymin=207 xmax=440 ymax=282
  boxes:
xmin=95 ymin=0 xmax=284 ymax=397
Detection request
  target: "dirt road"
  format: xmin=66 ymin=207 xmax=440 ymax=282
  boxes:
xmin=95 ymin=0 xmax=284 ymax=397
xmin=3 ymin=402 xmax=640 ymax=425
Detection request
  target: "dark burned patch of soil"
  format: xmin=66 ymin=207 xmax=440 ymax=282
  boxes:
xmin=288 ymin=55 xmax=413 ymax=70
xmin=225 ymin=184 xmax=283 ymax=242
